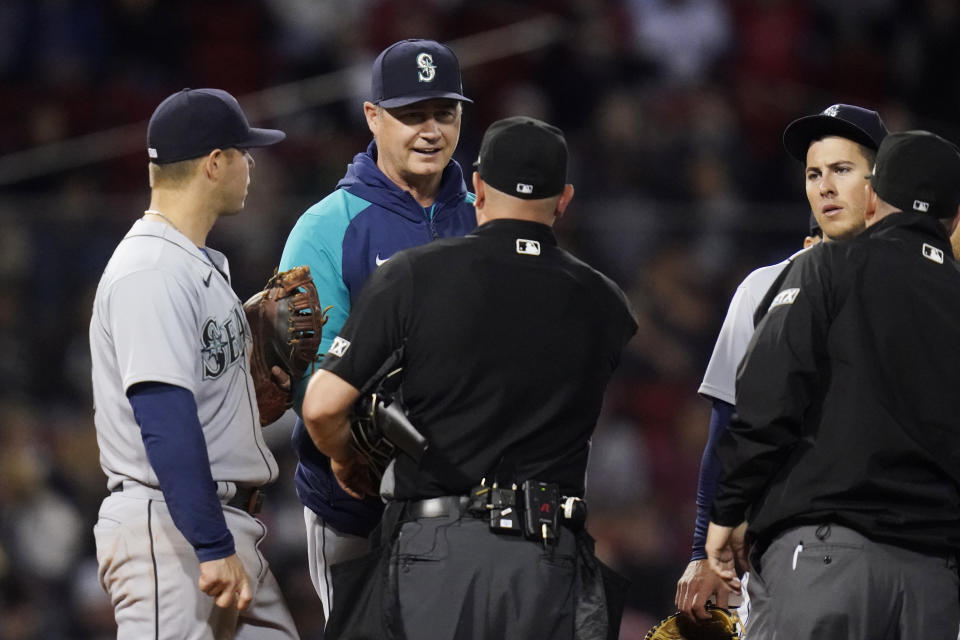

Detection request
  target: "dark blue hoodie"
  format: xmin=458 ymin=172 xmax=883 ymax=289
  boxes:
xmin=279 ymin=140 xmax=476 ymax=535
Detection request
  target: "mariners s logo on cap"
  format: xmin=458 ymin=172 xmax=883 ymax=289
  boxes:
xmin=417 ymin=53 xmax=437 ymax=83
xmin=371 ymin=38 xmax=472 ymax=108
xmin=823 ymin=104 xmax=840 ymax=118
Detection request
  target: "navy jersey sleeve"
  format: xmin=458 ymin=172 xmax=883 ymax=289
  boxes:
xmin=691 ymin=399 xmax=734 ymax=560
xmin=127 ymin=382 xmax=235 ymax=562
xmin=320 ymin=251 xmax=413 ymax=390
xmin=712 ymin=248 xmax=834 ymax=526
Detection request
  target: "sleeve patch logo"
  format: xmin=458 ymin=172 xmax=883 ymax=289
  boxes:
xmin=922 ymin=243 xmax=944 ymax=264
xmin=516 ymin=239 xmax=541 ymax=256
xmin=329 ymin=336 xmax=351 ymax=357
xmin=769 ymin=288 xmax=800 ymax=310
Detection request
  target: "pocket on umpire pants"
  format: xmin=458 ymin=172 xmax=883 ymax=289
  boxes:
xmin=754 ymin=525 xmax=870 ymax=638
xmin=395 ymin=518 xmax=451 ymax=560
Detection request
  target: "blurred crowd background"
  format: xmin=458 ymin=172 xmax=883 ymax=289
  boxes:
xmin=1 ymin=0 xmax=958 ymax=638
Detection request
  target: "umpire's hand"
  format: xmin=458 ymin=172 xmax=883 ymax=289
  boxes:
xmin=705 ymin=521 xmax=748 ymax=594
xmin=198 ymin=554 xmax=253 ymax=610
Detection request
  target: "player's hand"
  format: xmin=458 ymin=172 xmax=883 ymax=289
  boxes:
xmin=198 ymin=553 xmax=253 ymax=611
xmin=331 ymin=455 xmax=377 ymax=499
xmin=270 ymin=365 xmax=291 ymax=392
xmin=675 ymin=558 xmax=731 ymax=621
xmin=705 ymin=521 xmax=748 ymax=594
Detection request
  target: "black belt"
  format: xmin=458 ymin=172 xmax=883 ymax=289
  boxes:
xmin=402 ymin=492 xmax=587 ymax=532
xmin=226 ymin=487 xmax=264 ymax=515
xmin=404 ymin=495 xmax=471 ymax=519
xmin=112 ymin=483 xmax=264 ymax=516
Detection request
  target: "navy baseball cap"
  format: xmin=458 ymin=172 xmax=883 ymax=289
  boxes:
xmin=371 ymin=39 xmax=472 ymax=108
xmin=783 ymin=104 xmax=888 ymax=162
xmin=869 ymin=130 xmax=960 ymax=219
xmin=147 ymin=88 xmax=286 ymax=164
xmin=474 ymin=116 xmax=567 ymax=200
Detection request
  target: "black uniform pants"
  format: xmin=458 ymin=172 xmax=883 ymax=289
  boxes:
xmin=393 ymin=511 xmax=577 ymax=639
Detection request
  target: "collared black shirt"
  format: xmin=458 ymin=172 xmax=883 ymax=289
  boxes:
xmin=322 ymin=218 xmax=637 ymax=500
xmin=713 ymin=211 xmax=960 ymax=553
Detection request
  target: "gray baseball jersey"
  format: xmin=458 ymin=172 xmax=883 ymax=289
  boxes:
xmin=698 ymin=254 xmax=799 ymax=404
xmin=90 ymin=218 xmax=278 ymax=491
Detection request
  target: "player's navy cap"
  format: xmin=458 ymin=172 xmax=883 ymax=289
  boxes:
xmin=869 ymin=130 xmax=960 ymax=219
xmin=371 ymin=39 xmax=472 ymax=108
xmin=474 ymin=116 xmax=567 ymax=200
xmin=783 ymin=104 xmax=888 ymax=162
xmin=147 ymin=88 xmax=286 ymax=164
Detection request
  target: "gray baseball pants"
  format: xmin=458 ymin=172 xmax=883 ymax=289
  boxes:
xmin=743 ymin=524 xmax=959 ymax=639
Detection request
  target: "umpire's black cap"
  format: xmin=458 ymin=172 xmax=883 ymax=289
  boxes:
xmin=371 ymin=39 xmax=472 ymax=108
xmin=474 ymin=116 xmax=567 ymax=200
xmin=147 ymin=88 xmax=285 ymax=164
xmin=869 ymin=130 xmax=960 ymax=219
xmin=783 ymin=104 xmax=888 ymax=162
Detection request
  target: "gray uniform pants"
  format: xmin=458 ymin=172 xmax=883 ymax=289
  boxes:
xmin=744 ymin=524 xmax=959 ymax=639
xmin=303 ymin=507 xmax=370 ymax=625
xmin=95 ymin=490 xmax=299 ymax=640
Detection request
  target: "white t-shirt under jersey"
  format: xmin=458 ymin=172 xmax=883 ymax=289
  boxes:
xmin=89 ymin=218 xmax=278 ymax=492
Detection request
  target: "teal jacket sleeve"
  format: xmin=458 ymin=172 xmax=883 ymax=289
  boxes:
xmin=279 ymin=191 xmax=366 ymax=414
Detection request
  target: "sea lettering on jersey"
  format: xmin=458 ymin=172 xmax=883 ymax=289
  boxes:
xmin=201 ymin=306 xmax=247 ymax=379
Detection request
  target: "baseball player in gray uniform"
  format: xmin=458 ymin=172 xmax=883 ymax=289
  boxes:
xmin=89 ymin=88 xmax=299 ymax=639
xmin=675 ymin=104 xmax=888 ymax=624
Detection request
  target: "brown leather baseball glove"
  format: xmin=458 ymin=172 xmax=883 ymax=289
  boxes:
xmin=243 ymin=266 xmax=329 ymax=426
xmin=645 ymin=604 xmax=741 ymax=640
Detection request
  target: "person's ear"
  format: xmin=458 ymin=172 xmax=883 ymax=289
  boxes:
xmin=363 ymin=102 xmax=379 ymax=137
xmin=948 ymin=205 xmax=960 ymax=236
xmin=201 ymin=149 xmax=225 ymax=181
xmin=472 ymin=172 xmax=485 ymax=207
xmin=472 ymin=172 xmax=487 ymax=223
xmin=863 ymin=183 xmax=878 ymax=224
xmin=554 ymin=184 xmax=575 ymax=220
xmin=949 ymin=207 xmax=960 ymax=260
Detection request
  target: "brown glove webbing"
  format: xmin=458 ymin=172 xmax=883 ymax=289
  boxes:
xmin=243 ymin=265 xmax=328 ymax=426
xmin=644 ymin=604 xmax=741 ymax=640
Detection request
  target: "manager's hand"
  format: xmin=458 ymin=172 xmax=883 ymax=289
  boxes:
xmin=331 ymin=455 xmax=378 ymax=499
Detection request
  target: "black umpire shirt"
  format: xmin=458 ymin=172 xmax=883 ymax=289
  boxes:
xmin=712 ymin=211 xmax=960 ymax=554
xmin=320 ymin=218 xmax=637 ymax=500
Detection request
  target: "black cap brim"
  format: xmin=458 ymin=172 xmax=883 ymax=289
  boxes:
xmin=237 ymin=127 xmax=286 ymax=149
xmin=783 ymin=115 xmax=879 ymax=162
xmin=377 ymin=91 xmax=473 ymax=109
